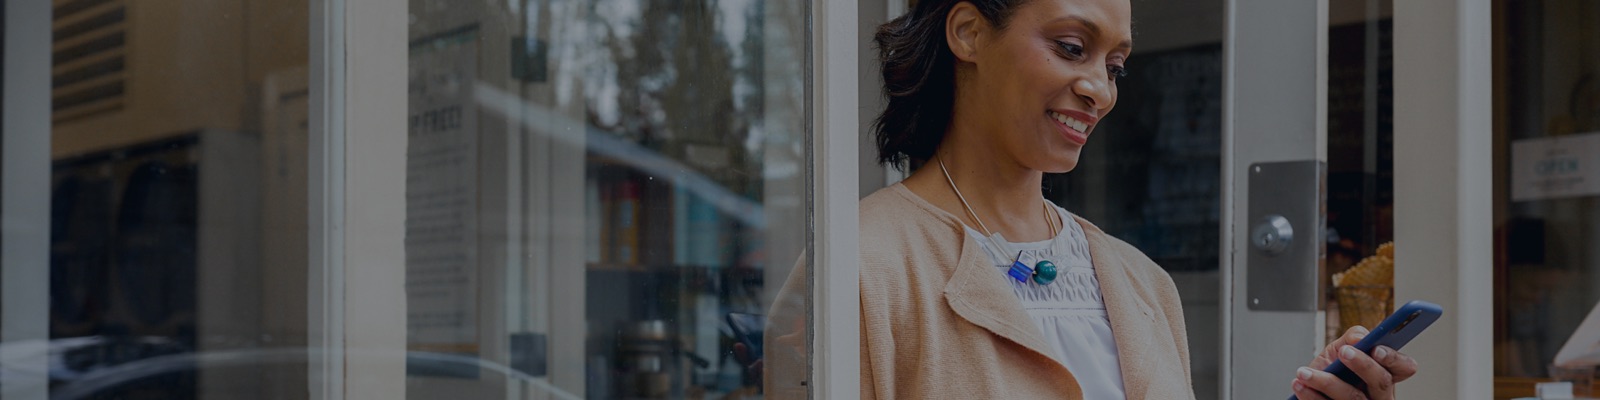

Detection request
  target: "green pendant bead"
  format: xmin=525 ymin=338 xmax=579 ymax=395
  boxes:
xmin=1032 ymin=260 xmax=1058 ymax=285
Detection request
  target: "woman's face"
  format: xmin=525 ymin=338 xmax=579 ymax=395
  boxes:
xmin=952 ymin=0 xmax=1132 ymax=173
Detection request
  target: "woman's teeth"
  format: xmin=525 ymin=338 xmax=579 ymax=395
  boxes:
xmin=1049 ymin=111 xmax=1089 ymax=132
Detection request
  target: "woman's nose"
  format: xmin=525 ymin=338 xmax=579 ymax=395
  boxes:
xmin=1074 ymin=75 xmax=1114 ymax=111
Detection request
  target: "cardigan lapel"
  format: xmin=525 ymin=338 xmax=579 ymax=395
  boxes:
xmin=941 ymin=229 xmax=1067 ymax=370
xmin=1081 ymin=217 xmax=1159 ymax=399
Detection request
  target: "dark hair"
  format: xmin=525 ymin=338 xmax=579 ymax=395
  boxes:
xmin=874 ymin=0 xmax=1027 ymax=168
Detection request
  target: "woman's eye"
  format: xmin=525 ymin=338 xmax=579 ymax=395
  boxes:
xmin=1108 ymin=65 xmax=1128 ymax=81
xmin=1054 ymin=41 xmax=1085 ymax=60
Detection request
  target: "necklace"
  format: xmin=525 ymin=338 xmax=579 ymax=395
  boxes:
xmin=937 ymin=158 xmax=1060 ymax=285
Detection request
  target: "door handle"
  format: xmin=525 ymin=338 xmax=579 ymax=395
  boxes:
xmin=1246 ymin=161 xmax=1325 ymax=311
xmin=1251 ymin=214 xmax=1294 ymax=256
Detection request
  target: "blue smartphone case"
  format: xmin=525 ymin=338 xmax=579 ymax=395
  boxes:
xmin=1289 ymin=300 xmax=1443 ymax=399
xmin=726 ymin=313 xmax=766 ymax=356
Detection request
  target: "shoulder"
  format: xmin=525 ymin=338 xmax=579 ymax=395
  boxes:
xmin=858 ymin=184 xmax=956 ymax=242
xmin=1071 ymin=214 xmax=1178 ymax=287
xmin=857 ymin=185 xmax=964 ymax=282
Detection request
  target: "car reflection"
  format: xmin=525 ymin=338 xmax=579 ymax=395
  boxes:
xmin=0 ymin=341 xmax=581 ymax=400
xmin=0 ymin=336 xmax=189 ymax=390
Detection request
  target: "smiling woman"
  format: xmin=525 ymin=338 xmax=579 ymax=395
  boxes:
xmin=856 ymin=0 xmax=1418 ymax=399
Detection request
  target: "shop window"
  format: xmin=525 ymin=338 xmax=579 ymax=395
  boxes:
xmin=1495 ymin=0 xmax=1600 ymax=398
xmin=405 ymin=1 xmax=811 ymax=398
xmin=35 ymin=0 xmax=313 ymax=398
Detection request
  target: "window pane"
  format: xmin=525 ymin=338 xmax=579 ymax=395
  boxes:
xmin=27 ymin=0 xmax=312 ymax=398
xmin=1495 ymin=1 xmax=1600 ymax=394
xmin=1325 ymin=0 xmax=1395 ymax=345
xmin=405 ymin=1 xmax=811 ymax=398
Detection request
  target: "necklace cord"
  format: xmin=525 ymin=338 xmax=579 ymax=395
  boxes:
xmin=937 ymin=157 xmax=1059 ymax=240
xmin=937 ymin=157 xmax=994 ymax=237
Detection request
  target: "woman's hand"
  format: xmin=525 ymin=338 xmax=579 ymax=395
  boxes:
xmin=1289 ymin=326 xmax=1420 ymax=400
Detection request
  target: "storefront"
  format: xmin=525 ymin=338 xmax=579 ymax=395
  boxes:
xmin=0 ymin=0 xmax=1535 ymax=398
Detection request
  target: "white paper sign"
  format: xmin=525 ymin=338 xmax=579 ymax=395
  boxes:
xmin=1555 ymin=300 xmax=1600 ymax=368
xmin=405 ymin=31 xmax=479 ymax=353
xmin=1513 ymin=132 xmax=1600 ymax=201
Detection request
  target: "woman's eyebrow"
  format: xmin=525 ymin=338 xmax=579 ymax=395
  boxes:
xmin=1060 ymin=15 xmax=1103 ymax=36
xmin=1054 ymin=15 xmax=1134 ymax=51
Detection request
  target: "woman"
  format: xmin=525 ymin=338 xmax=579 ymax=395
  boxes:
xmin=856 ymin=0 xmax=1419 ymax=398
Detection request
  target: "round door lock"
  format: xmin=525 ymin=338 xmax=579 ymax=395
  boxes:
xmin=1251 ymin=214 xmax=1294 ymax=256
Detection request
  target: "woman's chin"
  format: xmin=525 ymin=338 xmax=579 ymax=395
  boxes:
xmin=1039 ymin=157 xmax=1080 ymax=174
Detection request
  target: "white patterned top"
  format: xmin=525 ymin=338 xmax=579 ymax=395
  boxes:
xmin=965 ymin=205 xmax=1125 ymax=400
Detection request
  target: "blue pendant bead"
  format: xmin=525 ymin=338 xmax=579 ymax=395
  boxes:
xmin=1032 ymin=260 xmax=1058 ymax=285
xmin=1007 ymin=261 xmax=1034 ymax=283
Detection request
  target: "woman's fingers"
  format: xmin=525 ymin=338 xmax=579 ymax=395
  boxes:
xmin=1342 ymin=326 xmax=1370 ymax=345
xmin=1296 ymin=366 xmax=1370 ymax=400
xmin=1295 ymin=328 xmax=1416 ymax=400
xmin=1312 ymin=326 xmax=1370 ymax=370
xmin=1291 ymin=378 xmax=1332 ymax=400
xmin=1337 ymin=345 xmax=1394 ymax=399
xmin=1372 ymin=345 xmax=1419 ymax=383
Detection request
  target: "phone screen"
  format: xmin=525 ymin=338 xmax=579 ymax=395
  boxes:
xmin=726 ymin=313 xmax=765 ymax=356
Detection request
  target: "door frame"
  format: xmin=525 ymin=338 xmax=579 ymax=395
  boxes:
xmin=814 ymin=0 xmax=864 ymax=397
xmin=313 ymin=0 xmax=409 ymax=398
xmin=1222 ymin=0 xmax=1495 ymax=399
xmin=1222 ymin=1 xmax=1329 ymax=398
xmin=1392 ymin=0 xmax=1494 ymax=398
xmin=1 ymin=1 xmax=52 ymax=398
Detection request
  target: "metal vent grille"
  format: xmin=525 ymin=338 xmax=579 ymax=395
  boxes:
xmin=52 ymin=0 xmax=126 ymax=122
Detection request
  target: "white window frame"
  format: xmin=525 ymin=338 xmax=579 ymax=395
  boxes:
xmin=2 ymin=1 xmax=53 ymax=398
xmin=813 ymin=0 xmax=863 ymax=398
xmin=310 ymin=0 xmax=409 ymax=398
xmin=1392 ymin=0 xmax=1493 ymax=398
xmin=307 ymin=0 xmax=347 ymax=398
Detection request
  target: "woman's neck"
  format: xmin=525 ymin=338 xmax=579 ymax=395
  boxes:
xmin=902 ymin=137 xmax=1057 ymax=242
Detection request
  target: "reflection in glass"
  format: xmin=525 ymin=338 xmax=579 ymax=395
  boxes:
xmin=39 ymin=0 xmax=311 ymax=398
xmin=407 ymin=0 xmax=809 ymax=398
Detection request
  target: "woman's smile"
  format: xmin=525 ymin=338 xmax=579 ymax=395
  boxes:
xmin=1048 ymin=109 xmax=1097 ymax=146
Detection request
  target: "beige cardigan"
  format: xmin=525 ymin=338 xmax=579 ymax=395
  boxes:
xmin=858 ymin=184 xmax=1194 ymax=399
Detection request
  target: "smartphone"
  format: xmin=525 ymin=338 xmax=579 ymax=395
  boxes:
xmin=1289 ymin=300 xmax=1443 ymax=399
xmin=726 ymin=312 xmax=765 ymax=357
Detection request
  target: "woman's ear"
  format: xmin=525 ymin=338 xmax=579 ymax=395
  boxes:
xmin=945 ymin=2 xmax=985 ymax=63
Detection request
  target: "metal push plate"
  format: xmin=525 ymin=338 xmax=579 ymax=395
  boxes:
xmin=1246 ymin=160 xmax=1325 ymax=311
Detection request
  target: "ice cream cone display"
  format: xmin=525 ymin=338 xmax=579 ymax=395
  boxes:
xmin=1335 ymin=242 xmax=1395 ymax=335
xmin=1334 ymin=242 xmax=1394 ymax=287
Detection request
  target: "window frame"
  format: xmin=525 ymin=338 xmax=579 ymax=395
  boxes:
xmin=812 ymin=0 xmax=863 ymax=398
xmin=1 ymin=1 xmax=53 ymax=398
